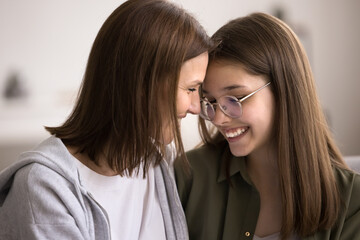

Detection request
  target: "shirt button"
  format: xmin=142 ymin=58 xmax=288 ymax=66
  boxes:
xmin=245 ymin=232 xmax=251 ymax=237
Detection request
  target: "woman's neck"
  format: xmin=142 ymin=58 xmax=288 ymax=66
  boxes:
xmin=66 ymin=145 xmax=118 ymax=176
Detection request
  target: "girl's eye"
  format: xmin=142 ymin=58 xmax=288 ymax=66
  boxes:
xmin=233 ymin=95 xmax=245 ymax=101
xmin=228 ymin=97 xmax=239 ymax=103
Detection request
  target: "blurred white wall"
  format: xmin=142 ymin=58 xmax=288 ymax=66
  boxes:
xmin=1 ymin=0 xmax=359 ymax=170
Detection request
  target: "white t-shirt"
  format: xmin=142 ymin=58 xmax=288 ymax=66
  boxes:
xmin=76 ymin=160 xmax=167 ymax=240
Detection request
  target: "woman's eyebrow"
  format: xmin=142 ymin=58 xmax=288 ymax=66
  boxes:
xmin=191 ymin=80 xmax=203 ymax=86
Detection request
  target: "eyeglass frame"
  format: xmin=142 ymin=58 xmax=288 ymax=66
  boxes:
xmin=200 ymin=81 xmax=272 ymax=121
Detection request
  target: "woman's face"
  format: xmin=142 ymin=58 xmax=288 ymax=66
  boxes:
xmin=202 ymin=61 xmax=275 ymax=157
xmin=162 ymin=52 xmax=209 ymax=144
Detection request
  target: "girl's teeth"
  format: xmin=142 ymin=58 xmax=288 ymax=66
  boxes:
xmin=226 ymin=128 xmax=247 ymax=138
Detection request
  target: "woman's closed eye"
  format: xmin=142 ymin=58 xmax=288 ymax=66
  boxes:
xmin=188 ymin=88 xmax=197 ymax=92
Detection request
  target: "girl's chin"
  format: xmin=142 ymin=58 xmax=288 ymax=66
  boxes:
xmin=228 ymin=144 xmax=249 ymax=157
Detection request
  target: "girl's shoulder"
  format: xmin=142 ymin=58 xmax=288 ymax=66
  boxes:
xmin=186 ymin=142 xmax=228 ymax=164
xmin=323 ymin=167 xmax=360 ymax=239
xmin=334 ymin=166 xmax=360 ymax=188
xmin=334 ymin=167 xmax=360 ymax=218
xmin=175 ymin=142 xmax=228 ymax=184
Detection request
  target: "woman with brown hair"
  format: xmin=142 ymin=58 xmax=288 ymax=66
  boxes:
xmin=175 ymin=12 xmax=360 ymax=240
xmin=0 ymin=0 xmax=213 ymax=239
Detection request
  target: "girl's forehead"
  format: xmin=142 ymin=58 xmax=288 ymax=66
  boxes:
xmin=204 ymin=63 xmax=244 ymax=85
xmin=202 ymin=80 xmax=247 ymax=96
xmin=203 ymin=63 xmax=264 ymax=95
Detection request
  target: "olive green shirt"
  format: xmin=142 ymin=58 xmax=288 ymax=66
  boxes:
xmin=175 ymin=144 xmax=360 ymax=240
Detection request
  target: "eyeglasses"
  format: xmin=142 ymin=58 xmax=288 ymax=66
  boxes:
xmin=200 ymin=82 xmax=271 ymax=121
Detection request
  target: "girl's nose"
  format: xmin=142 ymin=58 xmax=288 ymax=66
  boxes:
xmin=211 ymin=106 xmax=230 ymax=126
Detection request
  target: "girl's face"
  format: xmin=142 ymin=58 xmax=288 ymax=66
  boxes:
xmin=161 ymin=52 xmax=209 ymax=144
xmin=202 ymin=61 xmax=276 ymax=157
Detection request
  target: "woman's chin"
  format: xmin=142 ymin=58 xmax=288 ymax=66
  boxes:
xmin=160 ymin=134 xmax=174 ymax=145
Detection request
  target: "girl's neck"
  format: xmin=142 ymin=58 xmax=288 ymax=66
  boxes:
xmin=246 ymin=146 xmax=283 ymax=237
xmin=246 ymin=146 xmax=279 ymax=189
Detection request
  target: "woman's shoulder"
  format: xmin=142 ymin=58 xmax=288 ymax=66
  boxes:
xmin=0 ymin=136 xmax=81 ymax=207
xmin=16 ymin=161 xmax=74 ymax=186
xmin=9 ymin=160 xmax=78 ymax=205
xmin=0 ymin=160 xmax=79 ymax=218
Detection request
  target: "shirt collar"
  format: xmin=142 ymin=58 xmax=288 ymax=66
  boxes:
xmin=217 ymin=148 xmax=253 ymax=186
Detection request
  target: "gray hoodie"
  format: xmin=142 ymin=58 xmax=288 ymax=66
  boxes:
xmin=0 ymin=136 xmax=188 ymax=240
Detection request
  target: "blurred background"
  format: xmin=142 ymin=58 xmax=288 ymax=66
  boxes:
xmin=1 ymin=0 xmax=359 ymax=171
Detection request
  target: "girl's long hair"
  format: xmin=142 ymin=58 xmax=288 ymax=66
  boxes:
xmin=200 ymin=12 xmax=348 ymax=238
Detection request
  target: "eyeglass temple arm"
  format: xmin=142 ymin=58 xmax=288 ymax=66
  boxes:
xmin=239 ymin=82 xmax=271 ymax=103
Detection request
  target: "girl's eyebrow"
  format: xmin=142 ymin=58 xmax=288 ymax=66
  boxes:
xmin=223 ymin=85 xmax=246 ymax=91
xmin=202 ymin=84 xmax=246 ymax=94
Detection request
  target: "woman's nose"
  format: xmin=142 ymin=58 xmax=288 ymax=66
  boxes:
xmin=188 ymin=92 xmax=201 ymax=115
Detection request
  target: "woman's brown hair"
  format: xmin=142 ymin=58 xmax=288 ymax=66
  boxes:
xmin=46 ymin=0 xmax=213 ymax=176
xmin=199 ymin=12 xmax=348 ymax=239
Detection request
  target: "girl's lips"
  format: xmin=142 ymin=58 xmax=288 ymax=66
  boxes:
xmin=223 ymin=127 xmax=249 ymax=140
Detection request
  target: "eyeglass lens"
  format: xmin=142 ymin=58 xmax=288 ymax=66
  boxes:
xmin=200 ymin=82 xmax=271 ymax=121
xmin=201 ymin=96 xmax=242 ymax=120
